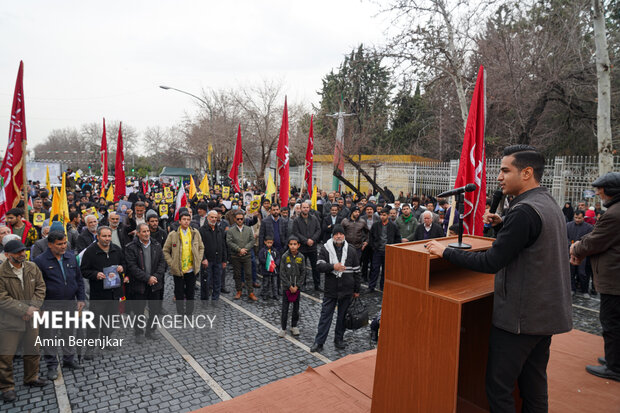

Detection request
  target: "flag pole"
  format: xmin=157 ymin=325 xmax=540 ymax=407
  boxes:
xmin=22 ymin=140 xmax=29 ymax=221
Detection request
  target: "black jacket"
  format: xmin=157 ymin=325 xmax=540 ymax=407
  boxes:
xmin=199 ymin=224 xmax=228 ymax=264
xmin=413 ymin=222 xmax=445 ymax=241
xmin=150 ymin=227 xmax=168 ymax=247
xmin=321 ymin=214 xmax=343 ymax=243
xmin=125 ymin=238 xmax=166 ymax=295
xmin=34 ymin=249 xmax=85 ymax=301
xmin=259 ymin=215 xmax=289 ymax=252
xmin=80 ymin=242 xmax=125 ymax=300
xmin=75 ymin=227 xmax=97 ymax=253
xmin=292 ymin=214 xmax=321 ymax=253
xmin=369 ymin=220 xmax=401 ymax=251
xmin=317 ymin=241 xmax=361 ymax=299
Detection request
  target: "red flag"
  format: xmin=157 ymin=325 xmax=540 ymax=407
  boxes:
xmin=454 ymin=65 xmax=487 ymax=236
xmin=304 ymin=115 xmax=314 ymax=197
xmin=228 ymin=123 xmax=243 ymax=193
xmin=276 ymin=97 xmax=290 ymax=206
xmin=174 ymin=185 xmax=187 ymax=221
xmin=101 ymin=118 xmax=108 ymax=185
xmin=114 ymin=122 xmax=126 ymax=201
xmin=0 ymin=61 xmax=27 ymax=223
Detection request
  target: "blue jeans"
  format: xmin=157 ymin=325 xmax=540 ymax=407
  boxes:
xmin=314 ymin=295 xmax=352 ymax=345
xmin=202 ymin=263 xmax=223 ymax=300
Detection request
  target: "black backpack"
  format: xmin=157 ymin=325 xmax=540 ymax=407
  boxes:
xmin=344 ymin=297 xmax=369 ymax=330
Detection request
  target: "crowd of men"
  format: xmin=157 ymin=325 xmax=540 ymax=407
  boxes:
xmin=1 ymin=160 xmax=618 ymax=405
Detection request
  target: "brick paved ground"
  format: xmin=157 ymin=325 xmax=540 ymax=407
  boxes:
xmin=4 ymin=268 xmax=602 ymax=412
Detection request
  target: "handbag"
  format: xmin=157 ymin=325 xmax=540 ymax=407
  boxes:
xmin=344 ymin=297 xmax=369 ymax=330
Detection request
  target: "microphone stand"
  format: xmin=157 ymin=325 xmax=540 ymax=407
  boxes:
xmin=448 ymin=193 xmax=472 ymax=249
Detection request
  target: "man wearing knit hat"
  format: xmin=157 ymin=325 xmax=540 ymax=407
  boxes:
xmin=571 ymin=172 xmax=620 ymax=381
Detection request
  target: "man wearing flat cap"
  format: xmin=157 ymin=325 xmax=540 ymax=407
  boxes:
xmin=0 ymin=240 xmax=48 ymax=402
xmin=571 ymin=172 xmax=620 ymax=382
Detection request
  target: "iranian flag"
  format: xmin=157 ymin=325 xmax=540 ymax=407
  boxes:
xmin=173 ymin=184 xmax=187 ymax=221
xmin=266 ymin=250 xmax=276 ymax=272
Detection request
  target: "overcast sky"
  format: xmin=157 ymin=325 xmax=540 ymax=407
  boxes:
xmin=0 ymin=0 xmax=387 ymax=149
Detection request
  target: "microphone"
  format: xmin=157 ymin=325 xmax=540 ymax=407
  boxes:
xmin=489 ymin=188 xmax=503 ymax=214
xmin=437 ymin=183 xmax=477 ymax=198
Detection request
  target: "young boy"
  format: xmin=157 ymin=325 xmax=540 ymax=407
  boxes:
xmin=278 ymin=236 xmax=309 ymax=338
xmin=258 ymin=235 xmax=280 ymax=299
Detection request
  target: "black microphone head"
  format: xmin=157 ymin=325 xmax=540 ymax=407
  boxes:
xmin=492 ymin=188 xmax=503 ymax=200
xmin=465 ymin=183 xmax=477 ymax=192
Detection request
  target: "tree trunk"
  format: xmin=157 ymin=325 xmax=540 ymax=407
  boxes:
xmin=333 ymin=170 xmax=364 ymax=198
xmin=592 ymin=0 xmax=614 ymax=175
xmin=342 ymin=154 xmax=391 ymax=201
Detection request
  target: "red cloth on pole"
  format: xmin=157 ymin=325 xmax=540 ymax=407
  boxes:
xmin=276 ymin=97 xmax=290 ymax=206
xmin=101 ymin=118 xmax=108 ymax=185
xmin=304 ymin=115 xmax=314 ymax=197
xmin=454 ymin=65 xmax=487 ymax=236
xmin=228 ymin=123 xmax=243 ymax=193
xmin=0 ymin=61 xmax=27 ymax=223
xmin=114 ymin=122 xmax=126 ymax=201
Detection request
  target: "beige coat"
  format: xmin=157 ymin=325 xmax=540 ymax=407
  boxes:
xmin=163 ymin=227 xmax=205 ymax=276
xmin=0 ymin=260 xmax=46 ymax=331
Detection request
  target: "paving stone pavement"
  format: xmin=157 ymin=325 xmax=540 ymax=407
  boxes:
xmin=2 ymin=266 xmax=601 ymax=412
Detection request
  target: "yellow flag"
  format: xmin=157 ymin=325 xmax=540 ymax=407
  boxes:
xmin=311 ymin=185 xmax=318 ymax=210
xmin=199 ymin=173 xmax=210 ymax=195
xmin=207 ymin=144 xmax=213 ymax=172
xmin=265 ymin=172 xmax=276 ymax=200
xmin=74 ymin=171 xmax=80 ymax=180
xmin=50 ymin=187 xmax=61 ymax=222
xmin=45 ymin=166 xmax=51 ymax=194
xmin=60 ymin=173 xmax=70 ymax=230
xmin=189 ymin=176 xmax=197 ymax=199
xmin=106 ymin=185 xmax=114 ymax=202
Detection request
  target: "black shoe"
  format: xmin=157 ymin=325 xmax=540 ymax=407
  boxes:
xmin=1 ymin=390 xmax=16 ymax=403
xmin=310 ymin=343 xmax=323 ymax=353
xmin=362 ymin=288 xmax=375 ymax=295
xmin=63 ymin=361 xmax=83 ymax=370
xmin=586 ymin=365 xmax=620 ymax=381
xmin=370 ymin=330 xmax=379 ymax=342
xmin=25 ymin=377 xmax=48 ymax=387
xmin=334 ymin=340 xmax=346 ymax=350
xmin=314 ymin=287 xmax=323 ymax=292
xmin=598 ymin=357 xmax=607 ymax=365
xmin=221 ymin=288 xmax=230 ymax=294
xmin=47 ymin=369 xmax=58 ymax=381
xmin=145 ymin=332 xmax=160 ymax=341
xmin=135 ymin=335 xmax=146 ymax=344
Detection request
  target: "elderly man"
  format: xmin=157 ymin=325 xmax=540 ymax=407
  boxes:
xmin=310 ymin=225 xmax=361 ymax=352
xmin=34 ymin=231 xmax=85 ymax=380
xmin=107 ymin=212 xmax=129 ymax=250
xmin=413 ymin=210 xmax=445 ymax=240
xmin=571 ymin=172 xmax=620 ymax=381
xmin=199 ymin=211 xmax=228 ymax=302
xmin=75 ymin=214 xmax=98 ymax=253
xmin=0 ymin=240 xmax=48 ymax=402
xmin=126 ymin=223 xmax=166 ymax=342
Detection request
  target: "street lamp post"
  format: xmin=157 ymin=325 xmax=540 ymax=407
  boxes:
xmin=159 ymin=85 xmax=214 ymax=184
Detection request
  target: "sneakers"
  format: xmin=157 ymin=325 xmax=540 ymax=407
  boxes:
xmin=290 ymin=327 xmax=300 ymax=336
xmin=278 ymin=329 xmax=286 ymax=338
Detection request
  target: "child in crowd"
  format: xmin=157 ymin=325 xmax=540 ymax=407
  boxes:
xmin=278 ymin=236 xmax=309 ymax=338
xmin=258 ymin=235 xmax=280 ymax=299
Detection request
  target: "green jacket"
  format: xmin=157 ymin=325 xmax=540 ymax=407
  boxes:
xmin=226 ymin=225 xmax=255 ymax=258
xmin=0 ymin=260 xmax=46 ymax=331
xmin=395 ymin=214 xmax=418 ymax=241
xmin=163 ymin=227 xmax=205 ymax=276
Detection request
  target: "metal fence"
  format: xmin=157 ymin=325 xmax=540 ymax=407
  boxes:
xmin=310 ymin=155 xmax=620 ymax=206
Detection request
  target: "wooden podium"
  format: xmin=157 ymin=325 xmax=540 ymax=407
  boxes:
xmin=371 ymin=235 xmax=496 ymax=413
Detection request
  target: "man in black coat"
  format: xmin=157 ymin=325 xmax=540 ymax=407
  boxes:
xmin=368 ymin=206 xmax=401 ymax=293
xmin=321 ymin=204 xmax=343 ymax=243
xmin=125 ymin=223 xmax=166 ymax=342
xmin=292 ymin=201 xmax=322 ymax=291
xmin=413 ymin=210 xmax=445 ymax=241
xmin=80 ymin=226 xmax=125 ymax=359
xmin=310 ymin=225 xmax=361 ymax=352
xmin=198 ymin=211 xmax=228 ymax=301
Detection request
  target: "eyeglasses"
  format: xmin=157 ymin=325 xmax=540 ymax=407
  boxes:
xmin=236 ymin=218 xmax=244 ymax=221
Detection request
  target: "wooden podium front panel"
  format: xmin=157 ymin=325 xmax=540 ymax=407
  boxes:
xmin=371 ymin=281 xmax=462 ymax=412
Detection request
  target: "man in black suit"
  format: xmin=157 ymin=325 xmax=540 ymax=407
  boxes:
xmin=367 ymin=206 xmax=400 ymax=293
xmin=413 ymin=210 xmax=445 ymax=241
xmin=321 ymin=205 xmax=342 ymax=243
